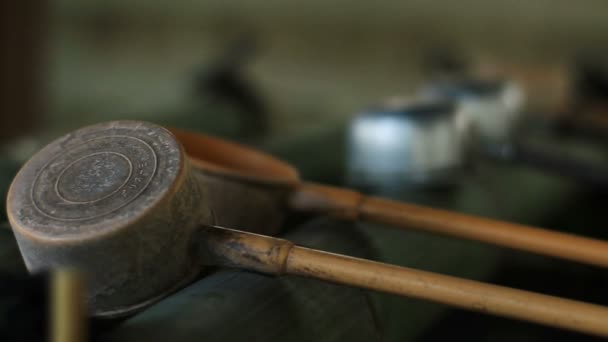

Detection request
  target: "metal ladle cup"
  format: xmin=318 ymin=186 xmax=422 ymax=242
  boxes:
xmin=7 ymin=121 xmax=214 ymax=316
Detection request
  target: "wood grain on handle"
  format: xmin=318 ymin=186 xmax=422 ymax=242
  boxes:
xmin=200 ymin=225 xmax=608 ymax=337
xmin=290 ymin=182 xmax=608 ymax=268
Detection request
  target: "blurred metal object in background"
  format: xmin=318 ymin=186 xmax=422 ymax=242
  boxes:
xmin=424 ymin=76 xmax=608 ymax=188
xmin=347 ymin=98 xmax=464 ymax=194
xmin=421 ymin=78 xmax=525 ymax=145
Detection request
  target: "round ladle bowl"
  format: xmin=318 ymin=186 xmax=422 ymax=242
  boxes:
xmin=7 ymin=121 xmax=213 ymax=316
xmin=7 ymin=121 xmax=608 ymax=337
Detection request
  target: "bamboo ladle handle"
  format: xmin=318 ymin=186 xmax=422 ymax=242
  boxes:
xmin=291 ymin=183 xmax=608 ymax=268
xmin=201 ymin=225 xmax=608 ymax=337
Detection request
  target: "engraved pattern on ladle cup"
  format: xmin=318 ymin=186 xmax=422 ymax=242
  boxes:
xmin=30 ymin=135 xmax=158 ymax=221
xmin=54 ymin=151 xmax=133 ymax=204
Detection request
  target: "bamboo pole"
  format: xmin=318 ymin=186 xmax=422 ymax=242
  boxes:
xmin=200 ymin=225 xmax=608 ymax=338
xmin=291 ymin=183 xmax=608 ymax=268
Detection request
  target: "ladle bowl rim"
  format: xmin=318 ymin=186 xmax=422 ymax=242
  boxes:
xmin=7 ymin=121 xmax=191 ymax=243
xmin=169 ymin=127 xmax=301 ymax=187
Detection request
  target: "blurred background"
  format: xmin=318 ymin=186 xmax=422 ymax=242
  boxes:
xmin=2 ymin=1 xmax=608 ymax=341
xmin=4 ymin=0 xmax=607 ymax=139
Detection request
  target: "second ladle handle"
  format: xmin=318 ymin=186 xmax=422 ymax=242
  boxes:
xmin=199 ymin=225 xmax=608 ymax=337
xmin=290 ymin=183 xmax=608 ymax=268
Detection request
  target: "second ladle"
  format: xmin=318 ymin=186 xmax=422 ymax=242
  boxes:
xmin=172 ymin=127 xmax=608 ymax=268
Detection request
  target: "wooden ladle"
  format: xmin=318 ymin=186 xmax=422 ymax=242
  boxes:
xmin=6 ymin=121 xmax=608 ymax=336
xmin=171 ymin=127 xmax=608 ymax=268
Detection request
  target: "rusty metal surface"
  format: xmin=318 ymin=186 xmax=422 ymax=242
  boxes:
xmin=7 ymin=121 xmax=213 ymax=317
